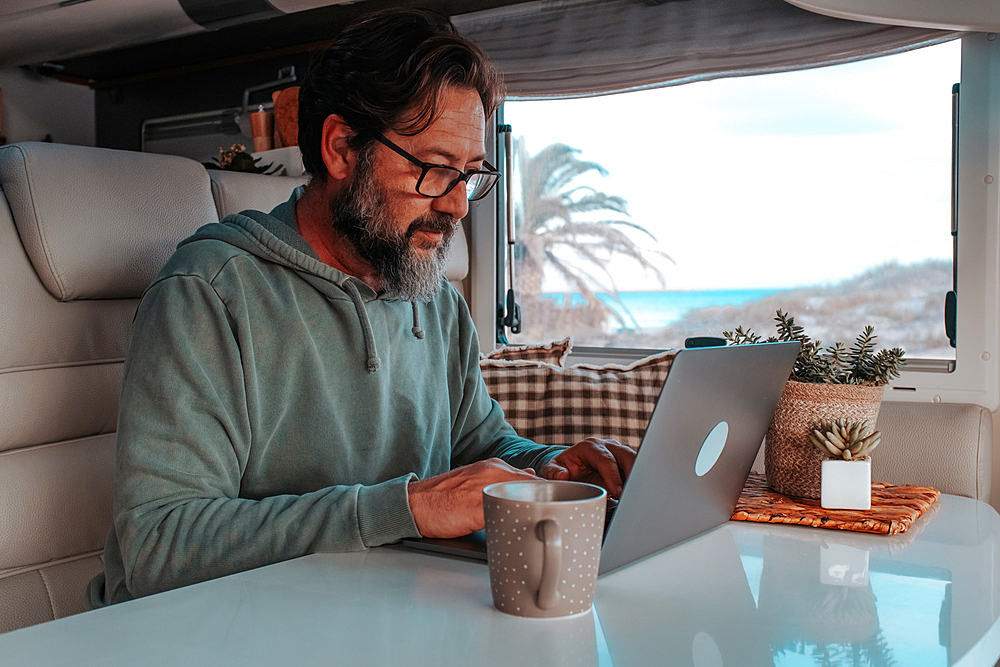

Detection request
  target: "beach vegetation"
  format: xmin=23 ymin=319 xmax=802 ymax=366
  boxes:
xmin=513 ymin=139 xmax=669 ymax=332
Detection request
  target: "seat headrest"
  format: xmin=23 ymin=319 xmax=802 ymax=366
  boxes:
xmin=0 ymin=142 xmax=219 ymax=301
xmin=208 ymin=169 xmax=309 ymax=221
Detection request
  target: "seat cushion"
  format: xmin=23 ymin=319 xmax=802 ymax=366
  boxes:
xmin=751 ymin=400 xmax=992 ymax=501
xmin=207 ymin=169 xmax=308 ymax=222
xmin=481 ymin=350 xmax=677 ymax=450
xmin=0 ymin=554 xmax=103 ymax=634
xmin=0 ymin=435 xmax=115 ymax=571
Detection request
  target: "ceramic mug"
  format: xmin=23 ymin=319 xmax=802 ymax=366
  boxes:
xmin=483 ymin=480 xmax=607 ymax=618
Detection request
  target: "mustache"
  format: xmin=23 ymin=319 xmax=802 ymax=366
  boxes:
xmin=405 ymin=213 xmax=456 ymax=239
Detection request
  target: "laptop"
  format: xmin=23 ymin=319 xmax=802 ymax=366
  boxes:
xmin=400 ymin=341 xmax=799 ymax=576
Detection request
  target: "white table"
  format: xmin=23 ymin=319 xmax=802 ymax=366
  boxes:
xmin=2 ymin=494 xmax=999 ymax=667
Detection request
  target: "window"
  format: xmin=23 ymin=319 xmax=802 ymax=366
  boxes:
xmin=499 ymin=40 xmax=961 ymax=361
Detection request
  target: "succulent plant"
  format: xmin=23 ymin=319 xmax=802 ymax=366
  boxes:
xmin=809 ymin=419 xmax=881 ymax=460
xmin=723 ymin=310 xmax=906 ymax=386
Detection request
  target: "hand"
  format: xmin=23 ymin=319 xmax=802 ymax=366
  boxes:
xmin=408 ymin=458 xmax=537 ymax=539
xmin=538 ymin=437 xmax=636 ymax=498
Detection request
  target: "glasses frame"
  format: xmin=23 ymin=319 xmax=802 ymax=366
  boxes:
xmin=373 ymin=133 xmax=501 ymax=201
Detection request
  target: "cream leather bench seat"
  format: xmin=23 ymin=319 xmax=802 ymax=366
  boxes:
xmin=0 ymin=142 xmax=220 ymax=633
xmin=0 ymin=141 xmax=470 ymax=634
xmin=750 ymin=401 xmax=992 ymax=501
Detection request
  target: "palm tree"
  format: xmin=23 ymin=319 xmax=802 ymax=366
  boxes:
xmin=513 ymin=138 xmax=669 ymax=333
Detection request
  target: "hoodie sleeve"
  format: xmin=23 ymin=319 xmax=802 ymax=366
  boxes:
xmin=447 ymin=292 xmax=566 ymax=471
xmin=113 ymin=274 xmax=420 ymax=600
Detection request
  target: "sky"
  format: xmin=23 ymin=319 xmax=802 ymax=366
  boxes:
xmin=503 ymin=39 xmax=962 ymax=292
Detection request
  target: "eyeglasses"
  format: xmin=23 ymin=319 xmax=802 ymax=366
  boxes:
xmin=373 ymin=133 xmax=501 ymax=202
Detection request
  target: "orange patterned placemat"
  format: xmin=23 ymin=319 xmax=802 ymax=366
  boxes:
xmin=731 ymin=472 xmax=941 ymax=536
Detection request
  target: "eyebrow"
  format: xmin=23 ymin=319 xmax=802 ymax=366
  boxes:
xmin=423 ymin=147 xmax=488 ymax=167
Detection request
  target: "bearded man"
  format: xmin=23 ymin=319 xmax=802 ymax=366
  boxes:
xmin=87 ymin=8 xmax=634 ymax=608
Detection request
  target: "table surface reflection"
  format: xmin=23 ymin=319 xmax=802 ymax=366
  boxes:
xmin=2 ymin=494 xmax=998 ymax=667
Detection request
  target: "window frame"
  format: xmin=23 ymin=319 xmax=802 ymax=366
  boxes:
xmin=468 ymin=34 xmax=1000 ymax=411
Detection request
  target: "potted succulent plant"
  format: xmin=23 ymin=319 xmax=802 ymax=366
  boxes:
xmin=811 ymin=419 xmax=881 ymax=509
xmin=723 ymin=310 xmax=905 ymax=500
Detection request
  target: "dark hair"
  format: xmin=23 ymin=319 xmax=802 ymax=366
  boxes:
xmin=298 ymin=9 xmax=505 ymax=178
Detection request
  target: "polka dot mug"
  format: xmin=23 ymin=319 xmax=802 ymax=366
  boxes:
xmin=483 ymin=480 xmax=607 ymax=618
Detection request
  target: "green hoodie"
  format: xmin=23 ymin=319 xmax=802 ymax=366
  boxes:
xmin=88 ymin=188 xmax=563 ymax=607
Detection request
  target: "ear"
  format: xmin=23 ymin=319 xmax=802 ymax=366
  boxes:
xmin=319 ymin=114 xmax=357 ymax=182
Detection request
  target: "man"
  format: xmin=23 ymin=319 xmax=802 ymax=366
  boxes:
xmin=87 ymin=9 xmax=634 ymax=608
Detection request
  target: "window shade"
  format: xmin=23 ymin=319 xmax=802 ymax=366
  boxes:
xmin=452 ymin=0 xmax=959 ymax=99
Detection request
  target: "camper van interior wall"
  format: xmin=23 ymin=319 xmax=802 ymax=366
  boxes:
xmin=724 ymin=311 xmax=905 ymax=499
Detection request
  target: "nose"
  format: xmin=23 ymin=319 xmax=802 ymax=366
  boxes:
xmin=432 ymin=181 xmax=470 ymax=220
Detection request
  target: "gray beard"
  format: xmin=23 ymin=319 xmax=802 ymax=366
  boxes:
xmin=329 ymin=150 xmax=455 ymax=302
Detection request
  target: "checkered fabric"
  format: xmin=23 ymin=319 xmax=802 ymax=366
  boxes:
xmin=480 ymin=337 xmax=573 ymax=366
xmin=480 ymin=349 xmax=678 ymax=450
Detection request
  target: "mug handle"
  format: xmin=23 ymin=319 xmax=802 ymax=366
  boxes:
xmin=535 ymin=519 xmax=562 ymax=609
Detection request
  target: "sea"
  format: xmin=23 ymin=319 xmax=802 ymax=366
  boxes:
xmin=541 ymin=288 xmax=782 ymax=330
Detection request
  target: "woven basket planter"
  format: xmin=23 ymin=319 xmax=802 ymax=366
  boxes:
xmin=764 ymin=380 xmax=884 ymax=499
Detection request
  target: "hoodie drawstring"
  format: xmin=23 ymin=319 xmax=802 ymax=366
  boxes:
xmin=342 ymin=281 xmax=425 ymax=373
xmin=344 ymin=280 xmax=381 ymax=373
xmin=411 ymin=302 xmax=424 ymax=339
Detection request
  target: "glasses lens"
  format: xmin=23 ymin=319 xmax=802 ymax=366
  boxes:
xmin=466 ymin=172 xmax=500 ymax=201
xmin=416 ymin=167 xmax=501 ymax=201
xmin=418 ymin=167 xmax=461 ymax=198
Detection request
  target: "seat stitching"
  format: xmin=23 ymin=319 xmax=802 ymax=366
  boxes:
xmin=0 ymin=549 xmax=105 ymax=580
xmin=13 ymin=145 xmax=69 ymax=299
xmin=37 ymin=568 xmax=57 ymax=620
xmin=0 ymin=357 xmax=125 ymax=377
xmin=0 ymin=434 xmax=114 ymax=460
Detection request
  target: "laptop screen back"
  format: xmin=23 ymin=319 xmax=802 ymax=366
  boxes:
xmin=598 ymin=341 xmax=798 ymax=574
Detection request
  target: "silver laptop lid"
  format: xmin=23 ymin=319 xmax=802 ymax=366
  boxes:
xmin=598 ymin=341 xmax=799 ymax=575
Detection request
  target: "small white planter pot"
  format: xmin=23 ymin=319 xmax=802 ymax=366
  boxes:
xmin=821 ymin=459 xmax=871 ymax=510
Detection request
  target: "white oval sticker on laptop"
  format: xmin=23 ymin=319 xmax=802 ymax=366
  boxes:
xmin=695 ymin=421 xmax=729 ymax=476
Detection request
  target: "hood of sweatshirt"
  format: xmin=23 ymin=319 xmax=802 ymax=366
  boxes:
xmin=177 ymin=187 xmax=426 ymax=373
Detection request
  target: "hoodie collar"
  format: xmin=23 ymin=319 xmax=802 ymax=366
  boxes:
xmin=266 ymin=186 xmax=322 ymax=261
